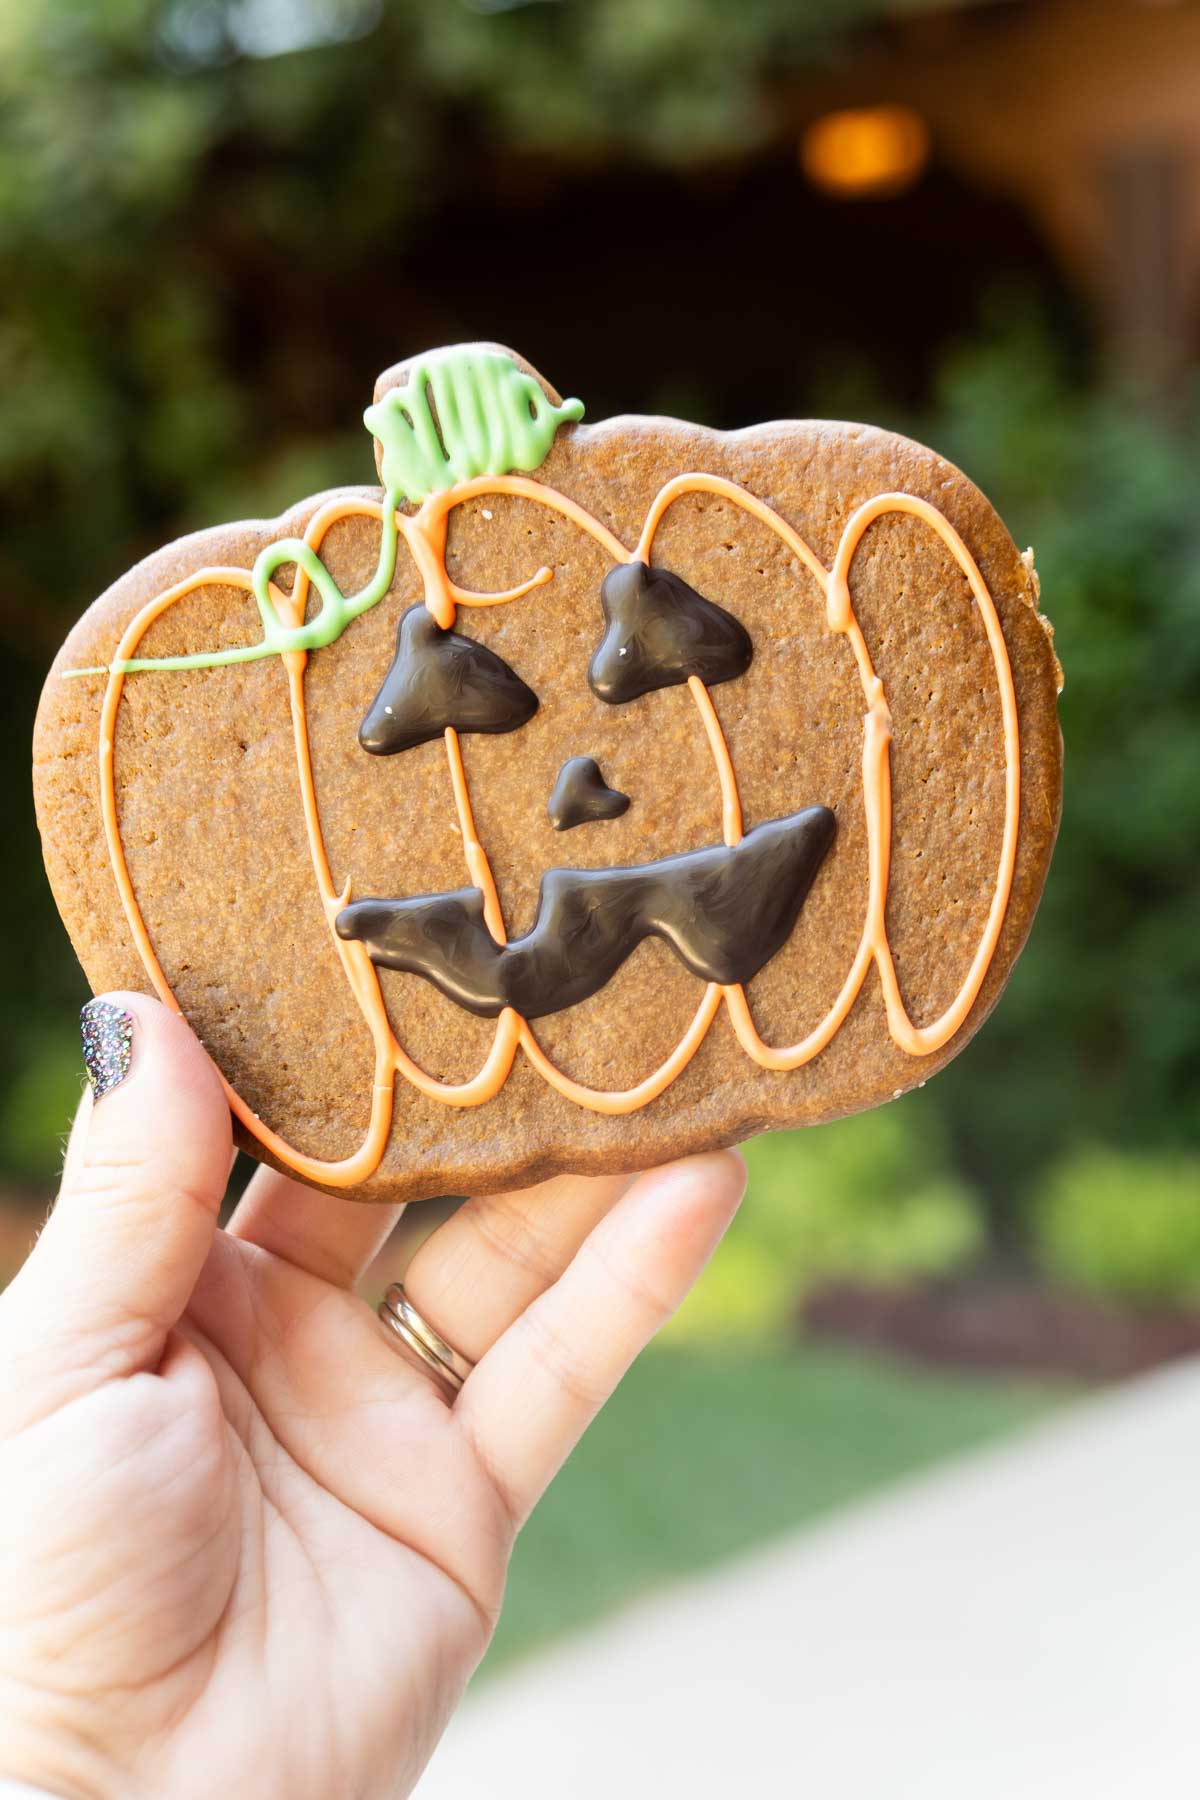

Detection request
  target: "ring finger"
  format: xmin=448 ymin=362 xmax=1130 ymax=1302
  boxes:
xmin=397 ymin=1171 xmax=636 ymax=1371
xmin=227 ymin=1160 xmax=635 ymax=1385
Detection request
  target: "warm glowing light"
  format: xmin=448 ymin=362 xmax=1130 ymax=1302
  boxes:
xmin=801 ymin=105 xmax=931 ymax=200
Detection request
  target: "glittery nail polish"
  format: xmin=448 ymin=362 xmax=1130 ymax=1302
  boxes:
xmin=80 ymin=999 xmax=134 ymax=1100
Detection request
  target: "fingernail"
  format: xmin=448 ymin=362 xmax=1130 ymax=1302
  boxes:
xmin=80 ymin=999 xmax=134 ymax=1100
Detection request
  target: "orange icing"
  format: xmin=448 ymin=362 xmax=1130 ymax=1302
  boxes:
xmin=640 ymin=478 xmax=1021 ymax=1069
xmin=89 ymin=464 xmax=1020 ymax=1185
xmin=687 ymin=674 xmax=743 ymax=846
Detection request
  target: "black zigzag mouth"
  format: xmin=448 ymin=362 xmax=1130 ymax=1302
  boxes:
xmin=336 ymin=804 xmax=836 ymax=1022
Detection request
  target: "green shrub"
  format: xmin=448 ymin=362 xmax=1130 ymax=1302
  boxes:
xmin=670 ymin=1099 xmax=982 ymax=1343
xmin=1033 ymin=1145 xmax=1200 ymax=1305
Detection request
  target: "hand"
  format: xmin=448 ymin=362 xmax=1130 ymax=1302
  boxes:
xmin=0 ymin=994 xmax=743 ymax=1800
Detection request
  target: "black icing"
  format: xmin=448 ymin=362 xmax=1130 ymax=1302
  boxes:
xmin=547 ymin=756 xmax=631 ymax=831
xmin=589 ymin=561 xmax=753 ymax=705
xmin=359 ymin=604 xmax=538 ymax=755
xmin=336 ymin=804 xmax=835 ymax=1021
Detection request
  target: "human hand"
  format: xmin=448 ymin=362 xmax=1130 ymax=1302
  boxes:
xmin=0 ymin=994 xmax=743 ymax=1800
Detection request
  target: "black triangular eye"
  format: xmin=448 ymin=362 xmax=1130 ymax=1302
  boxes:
xmin=359 ymin=605 xmax=538 ymax=755
xmin=589 ymin=561 xmax=752 ymax=705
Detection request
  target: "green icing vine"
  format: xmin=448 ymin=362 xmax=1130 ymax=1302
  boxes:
xmin=67 ymin=347 xmax=583 ymax=678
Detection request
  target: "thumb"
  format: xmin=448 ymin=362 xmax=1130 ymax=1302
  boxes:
xmin=4 ymin=993 xmax=232 ymax=1409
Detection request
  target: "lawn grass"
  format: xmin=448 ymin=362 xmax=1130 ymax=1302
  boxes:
xmin=484 ymin=1341 xmax=1068 ymax=1673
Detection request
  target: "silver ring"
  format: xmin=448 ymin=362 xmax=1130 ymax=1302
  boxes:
xmin=377 ymin=1283 xmax=475 ymax=1394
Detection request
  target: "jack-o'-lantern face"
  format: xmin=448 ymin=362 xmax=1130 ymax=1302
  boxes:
xmin=59 ymin=341 xmax=1025 ymax=1195
xmin=336 ymin=563 xmax=835 ymax=1022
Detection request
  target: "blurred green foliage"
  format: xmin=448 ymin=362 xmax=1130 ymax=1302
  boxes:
xmin=1 ymin=1 xmax=1197 ymax=1310
xmin=0 ymin=1031 xmax=84 ymax=1183
xmin=898 ymin=313 xmax=1200 ymax=1250
xmin=1034 ymin=1147 xmax=1200 ymax=1306
xmin=669 ymin=1101 xmax=982 ymax=1342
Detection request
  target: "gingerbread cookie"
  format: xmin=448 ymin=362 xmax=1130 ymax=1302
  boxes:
xmin=33 ymin=344 xmax=1062 ymax=1204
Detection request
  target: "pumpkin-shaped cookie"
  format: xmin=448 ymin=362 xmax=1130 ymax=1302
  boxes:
xmin=34 ymin=344 xmax=1062 ymax=1204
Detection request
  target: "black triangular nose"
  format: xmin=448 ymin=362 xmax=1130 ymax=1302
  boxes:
xmin=589 ymin=561 xmax=752 ymax=705
xmin=547 ymin=756 xmax=631 ymax=830
xmin=359 ymin=604 xmax=539 ymax=755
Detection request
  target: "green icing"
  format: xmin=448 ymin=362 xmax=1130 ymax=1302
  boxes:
xmin=81 ymin=507 xmax=403 ymax=677
xmin=67 ymin=347 xmax=583 ymax=679
xmin=365 ymin=347 xmax=583 ymax=504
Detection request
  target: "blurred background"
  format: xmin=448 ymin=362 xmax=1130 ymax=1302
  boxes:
xmin=2 ymin=0 xmax=1199 ymax=1688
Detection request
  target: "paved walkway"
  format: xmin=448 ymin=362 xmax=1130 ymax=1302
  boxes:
xmin=418 ymin=1360 xmax=1200 ymax=1798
